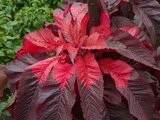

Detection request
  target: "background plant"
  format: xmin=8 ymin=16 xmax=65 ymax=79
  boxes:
xmin=0 ymin=0 xmax=61 ymax=64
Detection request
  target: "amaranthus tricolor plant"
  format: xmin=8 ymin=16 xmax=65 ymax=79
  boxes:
xmin=5 ymin=0 xmax=160 ymax=120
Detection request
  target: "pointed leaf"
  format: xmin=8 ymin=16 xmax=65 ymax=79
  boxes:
xmin=29 ymin=57 xmax=60 ymax=83
xmin=52 ymin=61 xmax=76 ymax=89
xmin=76 ymin=53 xmax=102 ymax=88
xmin=103 ymin=75 xmax=136 ymax=120
xmin=75 ymin=53 xmax=105 ymax=120
xmin=5 ymin=54 xmax=37 ymax=92
xmin=37 ymin=74 xmax=76 ymax=120
xmin=17 ymin=41 xmax=50 ymax=58
xmin=24 ymin=28 xmax=61 ymax=51
xmin=70 ymin=3 xmax=88 ymax=29
xmin=99 ymin=58 xmax=160 ymax=120
xmin=77 ymin=74 xmax=104 ymax=120
xmin=82 ymin=32 xmax=106 ymax=50
xmin=8 ymin=70 xmax=39 ymax=120
xmin=99 ymin=58 xmax=132 ymax=88
xmin=105 ymin=29 xmax=159 ymax=70
xmin=53 ymin=9 xmax=64 ymax=30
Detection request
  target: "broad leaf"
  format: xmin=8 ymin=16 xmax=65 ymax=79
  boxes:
xmin=76 ymin=53 xmax=102 ymax=88
xmin=24 ymin=28 xmax=61 ymax=51
xmin=52 ymin=61 xmax=76 ymax=89
xmin=103 ymin=75 xmax=136 ymax=120
xmin=76 ymin=53 xmax=104 ymax=120
xmin=5 ymin=54 xmax=37 ymax=92
xmin=29 ymin=56 xmax=60 ymax=83
xmin=77 ymin=76 xmax=104 ymax=120
xmin=37 ymin=74 xmax=76 ymax=120
xmin=9 ymin=70 xmax=39 ymax=120
xmin=17 ymin=41 xmax=50 ymax=58
xmin=105 ymin=29 xmax=159 ymax=70
xmin=99 ymin=58 xmax=160 ymax=120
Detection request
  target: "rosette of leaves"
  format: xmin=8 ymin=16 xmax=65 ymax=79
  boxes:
xmin=5 ymin=1 xmax=160 ymax=120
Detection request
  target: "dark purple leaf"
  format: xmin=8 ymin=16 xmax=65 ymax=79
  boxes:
xmin=111 ymin=16 xmax=134 ymax=28
xmin=103 ymin=75 xmax=137 ymax=120
xmin=77 ymin=77 xmax=105 ymax=120
xmin=100 ymin=58 xmax=160 ymax=120
xmin=117 ymin=71 xmax=160 ymax=120
xmin=36 ymin=74 xmax=76 ymax=120
xmin=105 ymin=29 xmax=160 ymax=70
xmin=5 ymin=54 xmax=37 ymax=92
xmin=9 ymin=70 xmax=38 ymax=120
xmin=131 ymin=0 xmax=160 ymax=41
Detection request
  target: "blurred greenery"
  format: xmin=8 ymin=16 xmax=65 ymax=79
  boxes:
xmin=0 ymin=0 xmax=61 ymax=64
xmin=0 ymin=0 xmax=61 ymax=119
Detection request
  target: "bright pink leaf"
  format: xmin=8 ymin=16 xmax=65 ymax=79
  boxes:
xmin=81 ymin=14 xmax=89 ymax=35
xmin=52 ymin=62 xmax=75 ymax=89
xmin=53 ymin=9 xmax=64 ymax=30
xmin=70 ymin=3 xmax=88 ymax=30
xmin=99 ymin=58 xmax=132 ymax=88
xmin=76 ymin=53 xmax=102 ymax=88
xmin=82 ymin=32 xmax=106 ymax=50
xmin=100 ymin=10 xmax=110 ymax=28
xmin=63 ymin=43 xmax=78 ymax=63
xmin=24 ymin=28 xmax=62 ymax=51
xmin=17 ymin=41 xmax=50 ymax=58
xmin=29 ymin=57 xmax=60 ymax=83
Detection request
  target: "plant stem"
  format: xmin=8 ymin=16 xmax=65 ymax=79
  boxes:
xmin=87 ymin=0 xmax=101 ymax=34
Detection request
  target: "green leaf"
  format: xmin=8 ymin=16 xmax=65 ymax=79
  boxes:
xmin=0 ymin=51 xmax=5 ymax=56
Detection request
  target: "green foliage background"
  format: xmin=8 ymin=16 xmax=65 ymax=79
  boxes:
xmin=0 ymin=0 xmax=61 ymax=119
xmin=0 ymin=0 xmax=61 ymax=64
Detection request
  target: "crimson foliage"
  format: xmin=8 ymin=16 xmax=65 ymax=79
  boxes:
xmin=5 ymin=0 xmax=160 ymax=120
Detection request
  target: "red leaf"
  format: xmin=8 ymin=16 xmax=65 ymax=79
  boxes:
xmin=70 ymin=3 xmax=88 ymax=27
xmin=61 ymin=14 xmax=75 ymax=43
xmin=99 ymin=58 xmax=132 ymax=88
xmin=53 ymin=9 xmax=64 ymax=30
xmin=24 ymin=28 xmax=62 ymax=48
xmin=63 ymin=43 xmax=78 ymax=63
xmin=82 ymin=32 xmax=106 ymax=50
xmin=29 ymin=57 xmax=60 ymax=83
xmin=17 ymin=41 xmax=50 ymax=58
xmin=76 ymin=53 xmax=102 ymax=88
xmin=20 ymin=28 xmax=63 ymax=57
xmin=52 ymin=62 xmax=76 ymax=89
